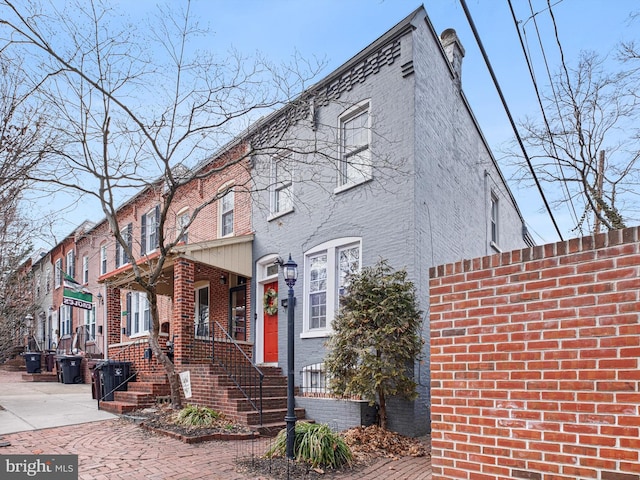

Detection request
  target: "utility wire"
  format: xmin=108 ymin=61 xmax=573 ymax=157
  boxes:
xmin=459 ymin=0 xmax=564 ymax=241
xmin=506 ymin=0 xmax=580 ymax=233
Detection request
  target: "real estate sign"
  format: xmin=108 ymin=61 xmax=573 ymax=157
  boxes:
xmin=63 ymin=274 xmax=93 ymax=311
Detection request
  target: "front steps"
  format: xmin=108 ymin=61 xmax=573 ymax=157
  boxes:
xmin=21 ymin=372 xmax=58 ymax=382
xmin=97 ymin=364 xmax=306 ymax=435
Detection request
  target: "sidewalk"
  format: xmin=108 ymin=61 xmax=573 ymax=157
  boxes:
xmin=0 ymin=369 xmax=432 ymax=479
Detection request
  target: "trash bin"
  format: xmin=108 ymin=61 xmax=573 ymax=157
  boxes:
xmin=58 ymin=355 xmax=84 ymax=384
xmin=96 ymin=360 xmax=132 ymax=401
xmin=24 ymin=352 xmax=42 ymax=374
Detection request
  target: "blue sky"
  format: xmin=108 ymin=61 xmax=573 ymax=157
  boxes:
xmin=32 ymin=0 xmax=639 ymax=247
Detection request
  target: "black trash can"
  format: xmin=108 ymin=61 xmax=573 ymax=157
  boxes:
xmin=24 ymin=352 xmax=42 ymax=374
xmin=97 ymin=360 xmax=132 ymax=401
xmin=58 ymin=355 xmax=84 ymax=384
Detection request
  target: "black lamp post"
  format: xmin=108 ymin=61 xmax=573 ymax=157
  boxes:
xmin=281 ymin=254 xmax=298 ymax=460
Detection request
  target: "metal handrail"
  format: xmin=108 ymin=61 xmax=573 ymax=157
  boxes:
xmin=212 ymin=320 xmax=264 ymax=425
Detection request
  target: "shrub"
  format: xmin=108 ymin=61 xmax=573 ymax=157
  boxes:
xmin=173 ymin=404 xmax=221 ymax=427
xmin=264 ymin=422 xmax=353 ymax=469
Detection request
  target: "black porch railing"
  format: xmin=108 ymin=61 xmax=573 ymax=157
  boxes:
xmin=212 ymin=319 xmax=264 ymax=425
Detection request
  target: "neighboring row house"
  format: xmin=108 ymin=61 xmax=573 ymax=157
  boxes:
xmin=21 ymin=6 xmax=533 ymax=436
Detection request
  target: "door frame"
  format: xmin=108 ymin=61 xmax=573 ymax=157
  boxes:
xmin=256 ymin=254 xmax=281 ymax=365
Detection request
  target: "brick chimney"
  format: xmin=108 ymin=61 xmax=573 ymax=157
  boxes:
xmin=440 ymin=28 xmax=465 ymax=89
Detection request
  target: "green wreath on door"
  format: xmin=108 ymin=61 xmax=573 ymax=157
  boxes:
xmin=263 ymin=288 xmax=278 ymax=315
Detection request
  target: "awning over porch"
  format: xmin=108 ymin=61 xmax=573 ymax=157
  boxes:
xmin=99 ymin=234 xmax=254 ymax=295
xmin=171 ymin=234 xmax=254 ymax=278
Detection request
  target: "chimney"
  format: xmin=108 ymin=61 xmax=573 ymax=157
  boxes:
xmin=440 ymin=28 xmax=465 ymax=88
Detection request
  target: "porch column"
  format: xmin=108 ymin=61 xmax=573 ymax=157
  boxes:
xmin=173 ymin=258 xmax=195 ymax=366
xmin=105 ymin=286 xmax=121 ymax=350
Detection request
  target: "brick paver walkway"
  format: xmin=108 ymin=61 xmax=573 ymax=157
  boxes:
xmin=1 ymin=417 xmax=431 ymax=479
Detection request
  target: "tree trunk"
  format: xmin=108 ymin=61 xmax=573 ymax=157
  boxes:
xmin=148 ymin=291 xmax=182 ymax=409
xmin=378 ymin=388 xmax=387 ymax=430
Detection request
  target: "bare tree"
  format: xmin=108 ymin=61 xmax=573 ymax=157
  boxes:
xmin=0 ymin=0 xmax=399 ymax=405
xmin=509 ymin=50 xmax=640 ymax=235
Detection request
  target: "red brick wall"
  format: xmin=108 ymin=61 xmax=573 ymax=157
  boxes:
xmin=429 ymin=227 xmax=640 ymax=480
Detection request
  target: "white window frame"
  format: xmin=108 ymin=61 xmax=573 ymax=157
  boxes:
xmin=60 ymin=304 xmax=72 ymax=337
xmin=130 ymin=292 xmax=150 ymax=337
xmin=195 ymin=282 xmax=210 ymax=339
xmin=54 ymin=258 xmax=63 ymax=289
xmin=269 ymin=156 xmax=293 ymax=218
xmin=84 ymin=307 xmax=96 ymax=341
xmin=177 ymin=208 xmax=190 ymax=244
xmin=302 ymin=237 xmax=361 ymax=338
xmin=490 ymin=192 xmax=500 ymax=251
xmin=220 ymin=190 xmax=234 ymax=237
xmin=66 ymin=250 xmax=75 ymax=278
xmin=100 ymin=245 xmax=107 ymax=275
xmin=46 ymin=267 xmax=51 ymax=293
xmin=143 ymin=207 xmax=159 ymax=254
xmin=336 ymin=100 xmax=372 ymax=191
xmin=82 ymin=256 xmax=89 ymax=284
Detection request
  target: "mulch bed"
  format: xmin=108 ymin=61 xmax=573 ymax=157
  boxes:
xmin=125 ymin=405 xmax=258 ymax=444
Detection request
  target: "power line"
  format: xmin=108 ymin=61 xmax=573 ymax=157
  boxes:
xmin=505 ymin=0 xmax=581 ymax=234
xmin=458 ymin=0 xmax=564 ymax=241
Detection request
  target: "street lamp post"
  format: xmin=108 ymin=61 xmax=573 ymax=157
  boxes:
xmin=281 ymin=254 xmax=298 ymax=460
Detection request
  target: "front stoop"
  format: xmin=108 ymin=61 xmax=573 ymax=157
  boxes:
xmin=98 ymin=380 xmax=170 ymax=414
xmin=21 ymin=372 xmax=58 ymax=382
xmin=208 ymin=365 xmax=307 ymax=436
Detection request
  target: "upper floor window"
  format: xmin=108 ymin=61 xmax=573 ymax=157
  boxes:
xmin=220 ymin=190 xmax=234 ymax=237
xmin=46 ymin=268 xmax=51 ymax=293
xmin=66 ymin=250 xmax=75 ymax=279
xmin=82 ymin=256 xmax=89 ymax=284
xmin=141 ymin=206 xmax=160 ymax=255
xmin=303 ymin=237 xmax=361 ymax=338
xmin=270 ymin=156 xmax=293 ymax=217
xmin=100 ymin=245 xmax=107 ymax=275
xmin=195 ymin=283 xmax=210 ymax=338
xmin=115 ymin=223 xmax=133 ymax=268
xmin=177 ymin=209 xmax=189 ymax=244
xmin=490 ymin=193 xmax=499 ymax=247
xmin=54 ymin=258 xmax=63 ymax=288
xmin=338 ymin=101 xmax=371 ymax=189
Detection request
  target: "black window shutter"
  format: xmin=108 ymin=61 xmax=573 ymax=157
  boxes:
xmin=126 ymin=292 xmax=132 ymax=336
xmin=140 ymin=214 xmax=147 ymax=256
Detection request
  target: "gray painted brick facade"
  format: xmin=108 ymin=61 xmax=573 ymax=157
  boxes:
xmin=250 ymin=7 xmax=530 ymax=437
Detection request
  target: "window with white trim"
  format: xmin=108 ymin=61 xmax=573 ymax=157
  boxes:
xmin=177 ymin=209 xmax=190 ymax=244
xmin=54 ymin=258 xmax=63 ymax=288
xmin=490 ymin=193 xmax=499 ymax=246
xmin=60 ymin=304 xmax=72 ymax=337
xmin=141 ymin=206 xmax=160 ymax=255
xmin=220 ymin=190 xmax=234 ymax=237
xmin=82 ymin=256 xmax=89 ymax=284
xmin=195 ymin=284 xmax=210 ymax=338
xmin=100 ymin=245 xmax=107 ymax=275
xmin=84 ymin=307 xmax=96 ymax=341
xmin=46 ymin=267 xmax=51 ymax=293
xmin=338 ymin=101 xmax=371 ymax=188
xmin=66 ymin=250 xmax=75 ymax=278
xmin=270 ymin=156 xmax=293 ymax=216
xmin=303 ymin=237 xmax=361 ymax=337
xmin=129 ymin=292 xmax=150 ymax=336
xmin=115 ymin=223 xmax=132 ymax=268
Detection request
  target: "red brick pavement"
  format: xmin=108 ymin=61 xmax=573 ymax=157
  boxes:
xmin=0 ymin=419 xmax=432 ymax=479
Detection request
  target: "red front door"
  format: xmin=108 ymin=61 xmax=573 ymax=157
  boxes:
xmin=263 ymin=281 xmax=278 ymax=363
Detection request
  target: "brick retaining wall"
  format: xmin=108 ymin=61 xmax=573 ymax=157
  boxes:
xmin=429 ymin=227 xmax=640 ymax=480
